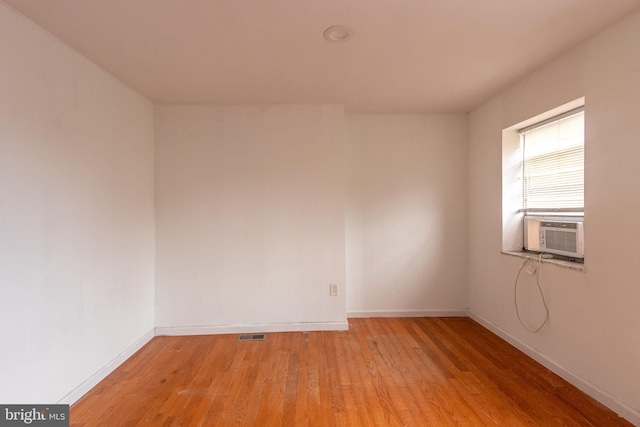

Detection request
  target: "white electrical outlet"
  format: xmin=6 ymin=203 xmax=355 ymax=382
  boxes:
xmin=524 ymin=260 xmax=537 ymax=275
xmin=330 ymin=284 xmax=338 ymax=296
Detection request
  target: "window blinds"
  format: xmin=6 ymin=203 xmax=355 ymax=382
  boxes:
xmin=520 ymin=108 xmax=584 ymax=212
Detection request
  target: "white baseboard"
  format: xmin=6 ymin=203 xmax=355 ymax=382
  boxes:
xmin=347 ymin=309 xmax=467 ymax=318
xmin=468 ymin=310 xmax=640 ymax=426
xmin=59 ymin=328 xmax=155 ymax=406
xmin=155 ymin=321 xmax=349 ymax=336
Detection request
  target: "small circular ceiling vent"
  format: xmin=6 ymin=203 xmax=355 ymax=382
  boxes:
xmin=323 ymin=25 xmax=354 ymax=43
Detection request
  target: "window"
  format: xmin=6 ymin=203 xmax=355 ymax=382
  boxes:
xmin=501 ymin=98 xmax=586 ymax=267
xmin=520 ymin=107 xmax=584 ymax=214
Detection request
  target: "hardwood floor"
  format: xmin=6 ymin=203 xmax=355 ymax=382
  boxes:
xmin=70 ymin=318 xmax=632 ymax=426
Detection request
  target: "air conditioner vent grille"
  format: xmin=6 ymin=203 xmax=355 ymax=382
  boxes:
xmin=545 ymin=230 xmax=578 ymax=253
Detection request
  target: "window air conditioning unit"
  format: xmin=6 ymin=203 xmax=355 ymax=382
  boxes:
xmin=524 ymin=217 xmax=584 ymax=259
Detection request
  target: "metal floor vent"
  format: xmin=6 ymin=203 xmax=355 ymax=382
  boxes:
xmin=238 ymin=334 xmax=266 ymax=341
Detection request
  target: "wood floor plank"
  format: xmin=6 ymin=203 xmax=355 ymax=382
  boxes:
xmin=70 ymin=318 xmax=633 ymax=426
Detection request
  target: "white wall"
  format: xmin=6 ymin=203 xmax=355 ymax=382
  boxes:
xmin=468 ymin=9 xmax=640 ymax=423
xmin=0 ymin=3 xmax=155 ymax=403
xmin=154 ymin=105 xmax=347 ymax=332
xmin=346 ymin=115 xmax=468 ymax=316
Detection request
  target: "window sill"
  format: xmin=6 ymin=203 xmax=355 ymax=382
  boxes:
xmin=502 ymin=251 xmax=586 ymax=272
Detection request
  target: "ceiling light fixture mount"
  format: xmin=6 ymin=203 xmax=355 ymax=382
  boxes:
xmin=323 ymin=25 xmax=354 ymax=43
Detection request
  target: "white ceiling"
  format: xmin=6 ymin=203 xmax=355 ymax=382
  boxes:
xmin=4 ymin=0 xmax=640 ymax=113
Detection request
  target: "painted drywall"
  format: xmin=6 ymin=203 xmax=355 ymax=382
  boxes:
xmin=0 ymin=3 xmax=155 ymax=403
xmin=154 ymin=105 xmax=347 ymax=331
xmin=346 ymin=115 xmax=468 ymax=316
xmin=468 ymin=9 xmax=640 ymax=423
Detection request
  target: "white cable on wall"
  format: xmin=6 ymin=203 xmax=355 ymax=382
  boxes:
xmin=514 ymin=253 xmax=549 ymax=333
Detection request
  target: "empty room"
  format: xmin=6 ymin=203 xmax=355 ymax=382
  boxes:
xmin=1 ymin=0 xmax=640 ymax=425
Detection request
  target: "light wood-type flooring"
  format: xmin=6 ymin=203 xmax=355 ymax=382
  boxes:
xmin=70 ymin=317 xmax=632 ymax=426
